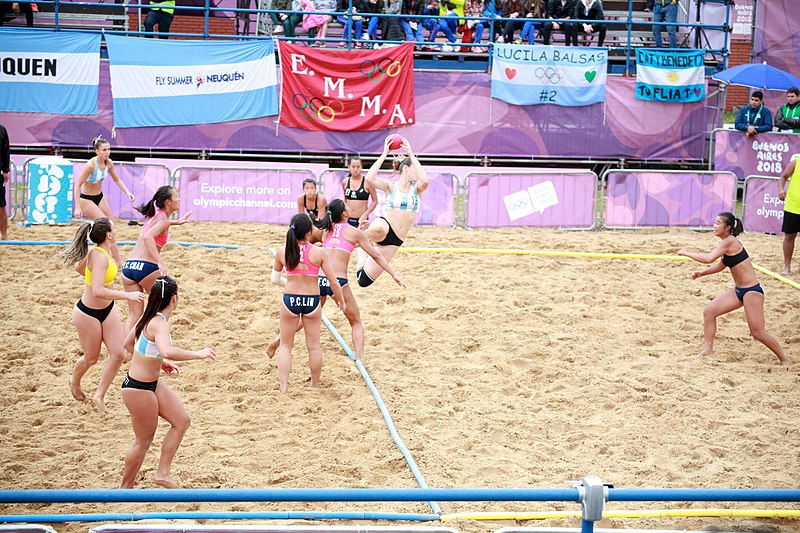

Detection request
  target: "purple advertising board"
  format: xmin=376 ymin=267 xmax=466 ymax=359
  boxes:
xmin=742 ymin=176 xmax=784 ymax=234
xmin=753 ymin=0 xmax=800 ymax=78
xmin=604 ymin=171 xmax=737 ymax=228
xmin=178 ymin=166 xmax=316 ymax=223
xmin=465 ymin=171 xmax=596 ymax=228
xmin=320 ymin=169 xmax=455 ymax=226
xmin=72 ymin=161 xmax=171 ymax=220
xmin=712 ymin=129 xmax=800 ymax=182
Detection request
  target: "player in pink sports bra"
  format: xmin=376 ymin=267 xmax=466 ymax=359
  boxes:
xmin=122 ymin=185 xmax=192 ymax=345
xmin=271 ymin=213 xmax=345 ymax=394
xmin=267 ymin=199 xmax=406 ymax=361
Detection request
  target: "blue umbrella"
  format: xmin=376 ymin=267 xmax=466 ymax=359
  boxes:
xmin=712 ymin=61 xmax=800 ymax=90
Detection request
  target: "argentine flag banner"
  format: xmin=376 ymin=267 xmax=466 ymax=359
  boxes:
xmin=635 ymin=49 xmax=705 ymax=103
xmin=105 ymin=35 xmax=278 ymax=128
xmin=0 ymin=29 xmax=100 ymax=114
xmin=491 ymin=44 xmax=607 ymax=106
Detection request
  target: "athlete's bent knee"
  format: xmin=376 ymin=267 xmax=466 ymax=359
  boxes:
xmin=356 ymin=268 xmax=375 ymax=287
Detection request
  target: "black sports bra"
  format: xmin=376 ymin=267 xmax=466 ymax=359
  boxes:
xmin=722 ymin=246 xmax=749 ymax=268
xmin=345 ymin=177 xmax=370 ymax=201
xmin=304 ymin=195 xmax=319 ymax=219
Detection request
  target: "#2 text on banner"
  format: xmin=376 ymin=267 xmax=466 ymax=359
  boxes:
xmin=491 ymin=44 xmax=607 ymax=106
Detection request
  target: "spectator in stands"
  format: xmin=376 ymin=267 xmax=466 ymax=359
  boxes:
xmin=336 ymin=0 xmax=364 ymax=46
xmin=420 ymin=0 xmax=440 ymax=44
xmin=428 ymin=1 xmax=459 ymax=51
xmin=362 ymin=0 xmax=383 ymax=40
xmin=734 ymin=91 xmax=773 ymax=138
xmin=570 ymin=0 xmax=604 ymax=46
xmin=652 ymin=0 xmax=677 ymax=49
xmin=775 ymin=87 xmax=800 ymax=133
xmin=459 ymin=0 xmax=486 ymax=52
xmin=517 ymin=0 xmax=543 ymax=44
xmin=541 ymin=0 xmax=575 ymax=45
xmin=497 ymin=0 xmax=525 ymax=43
xmin=144 ymin=0 xmax=175 ymax=39
xmin=301 ymin=0 xmax=331 ymax=46
xmin=381 ymin=0 xmax=405 ymax=43
xmin=0 ymin=123 xmax=9 ymax=240
xmin=482 ymin=0 xmax=501 ymax=43
xmin=0 ymin=1 xmax=34 ymax=27
xmin=401 ymin=0 xmax=426 ymax=45
xmin=644 ymin=0 xmax=653 ymax=12
xmin=271 ymin=0 xmax=304 ymax=37
xmin=778 ymin=155 xmax=800 ymax=276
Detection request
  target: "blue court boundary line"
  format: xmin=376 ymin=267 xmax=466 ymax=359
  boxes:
xmin=0 ymin=240 xmax=249 ymax=249
xmin=321 ymin=312 xmax=442 ymax=516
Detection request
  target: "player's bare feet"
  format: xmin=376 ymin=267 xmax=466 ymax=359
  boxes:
xmin=779 ymin=356 xmax=792 ymax=367
xmin=700 ymin=345 xmax=713 ymax=357
xmin=153 ymin=474 xmax=179 ymax=488
xmin=266 ymin=339 xmax=279 ymax=359
xmin=92 ymin=394 xmax=106 ymax=416
xmin=780 ymin=267 xmax=791 ymax=276
xmin=70 ymin=379 xmax=86 ymax=401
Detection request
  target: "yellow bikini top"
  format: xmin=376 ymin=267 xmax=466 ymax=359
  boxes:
xmin=85 ymin=246 xmax=118 ymax=286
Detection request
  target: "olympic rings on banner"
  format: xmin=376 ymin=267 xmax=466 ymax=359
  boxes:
xmin=292 ymin=93 xmax=338 ymax=122
xmin=534 ymin=67 xmax=565 ymax=85
xmin=360 ymin=57 xmax=403 ymax=83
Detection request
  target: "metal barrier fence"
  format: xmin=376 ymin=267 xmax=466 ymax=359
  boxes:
xmin=600 ymin=169 xmax=738 ymax=230
xmin=742 ymin=174 xmax=784 ymax=235
xmin=12 ymin=158 xmax=786 ymax=233
xmin=462 ymin=170 xmax=598 ymax=230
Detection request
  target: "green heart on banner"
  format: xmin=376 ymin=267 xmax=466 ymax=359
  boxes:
xmin=584 ymin=70 xmax=597 ymax=83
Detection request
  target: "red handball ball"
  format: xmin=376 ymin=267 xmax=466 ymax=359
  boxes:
xmin=386 ymin=134 xmax=404 ymax=150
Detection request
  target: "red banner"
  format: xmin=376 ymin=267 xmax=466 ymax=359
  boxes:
xmin=278 ymin=42 xmax=415 ymax=132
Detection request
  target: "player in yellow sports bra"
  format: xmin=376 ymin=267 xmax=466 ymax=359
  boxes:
xmin=61 ymin=218 xmax=145 ymax=415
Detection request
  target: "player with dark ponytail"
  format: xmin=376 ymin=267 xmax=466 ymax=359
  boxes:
xmin=678 ymin=212 xmax=790 ymax=365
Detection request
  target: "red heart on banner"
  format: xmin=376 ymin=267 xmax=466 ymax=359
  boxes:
xmin=694 ymin=87 xmax=702 ymax=97
xmin=505 ymin=68 xmax=516 ymax=80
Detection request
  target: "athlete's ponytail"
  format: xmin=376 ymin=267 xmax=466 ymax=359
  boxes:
xmin=285 ymin=213 xmax=312 ymax=270
xmin=317 ymin=199 xmax=346 ymax=232
xmin=135 ymin=276 xmax=178 ymax=340
xmin=718 ymin=211 xmax=744 ymax=236
xmin=137 ymin=185 xmax=174 ymax=219
xmin=61 ymin=218 xmax=113 ymax=266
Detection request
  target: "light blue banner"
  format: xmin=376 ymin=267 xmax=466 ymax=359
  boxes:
xmin=635 ymin=49 xmax=706 ymax=102
xmin=27 ymin=157 xmax=73 ymax=225
xmin=491 ymin=45 xmax=608 ymax=106
xmin=0 ymin=29 xmax=101 ymax=114
xmin=105 ymin=35 xmax=279 ymax=128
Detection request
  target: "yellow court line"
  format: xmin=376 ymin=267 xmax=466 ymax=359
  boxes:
xmin=398 ymin=247 xmax=800 ymax=290
xmin=401 ymin=247 xmax=687 ymax=261
xmin=439 ymin=509 xmax=800 ymax=521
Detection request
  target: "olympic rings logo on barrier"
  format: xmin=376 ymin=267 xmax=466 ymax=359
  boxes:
xmin=292 ymin=93 xmax=336 ymax=123
xmin=359 ymin=57 xmax=403 ymax=83
xmin=535 ymin=67 xmax=565 ymax=85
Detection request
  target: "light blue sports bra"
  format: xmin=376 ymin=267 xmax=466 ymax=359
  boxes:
xmin=134 ymin=313 xmax=169 ymax=359
xmin=86 ymin=157 xmax=109 ymax=184
xmin=386 ymin=181 xmax=419 ymax=214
